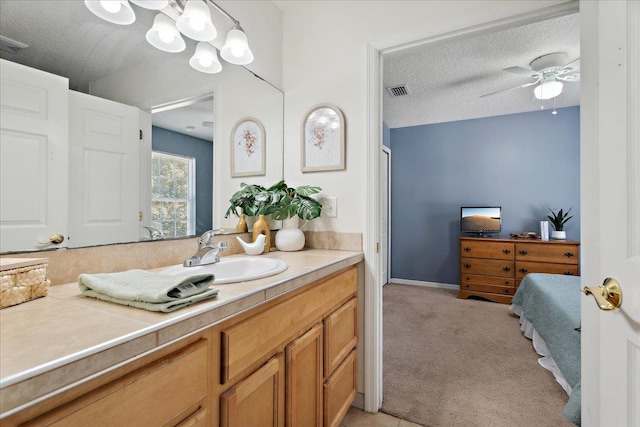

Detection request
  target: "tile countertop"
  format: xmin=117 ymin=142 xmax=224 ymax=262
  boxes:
xmin=0 ymin=249 xmax=363 ymax=416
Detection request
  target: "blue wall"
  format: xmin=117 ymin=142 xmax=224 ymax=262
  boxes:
xmin=389 ymin=106 xmax=580 ymax=285
xmin=152 ymin=126 xmax=213 ymax=235
xmin=383 ymin=122 xmax=391 ymax=148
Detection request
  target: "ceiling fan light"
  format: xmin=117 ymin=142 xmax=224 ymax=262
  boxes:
xmin=146 ymin=13 xmax=185 ymax=53
xmin=189 ymin=42 xmax=222 ymax=74
xmin=176 ymin=0 xmax=217 ymax=42
xmin=85 ymin=0 xmax=135 ymax=25
xmin=220 ymin=25 xmax=254 ymax=65
xmin=534 ymin=80 xmax=563 ymax=100
xmin=129 ymin=0 xmax=168 ymax=10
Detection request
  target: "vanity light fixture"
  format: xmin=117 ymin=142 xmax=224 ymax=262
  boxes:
xmin=533 ymin=79 xmax=563 ymax=100
xmin=84 ymin=0 xmax=254 ymax=74
xmin=189 ymin=42 xmax=222 ymax=73
xmin=220 ymin=24 xmax=253 ymax=65
xmin=84 ymin=0 xmax=136 ymax=25
xmin=176 ymin=0 xmax=217 ymax=41
xmin=146 ymin=13 xmax=186 ymax=52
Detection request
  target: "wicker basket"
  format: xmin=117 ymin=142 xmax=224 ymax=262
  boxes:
xmin=0 ymin=259 xmax=50 ymax=309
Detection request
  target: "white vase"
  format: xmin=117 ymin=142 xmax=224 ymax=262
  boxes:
xmin=275 ymin=217 xmax=306 ymax=251
xmin=551 ymin=230 xmax=566 ymax=240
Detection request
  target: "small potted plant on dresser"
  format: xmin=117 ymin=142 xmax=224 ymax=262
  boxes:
xmin=547 ymin=207 xmax=573 ymax=239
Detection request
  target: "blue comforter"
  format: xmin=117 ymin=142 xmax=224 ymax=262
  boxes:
xmin=512 ymin=273 xmax=581 ymax=425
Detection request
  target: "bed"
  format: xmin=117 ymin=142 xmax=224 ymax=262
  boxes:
xmin=509 ymin=273 xmax=582 ymax=426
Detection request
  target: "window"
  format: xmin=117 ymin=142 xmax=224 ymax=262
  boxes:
xmin=151 ymin=152 xmax=195 ymax=238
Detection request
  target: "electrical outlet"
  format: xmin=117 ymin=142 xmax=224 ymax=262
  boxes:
xmin=323 ymin=197 xmax=337 ymax=218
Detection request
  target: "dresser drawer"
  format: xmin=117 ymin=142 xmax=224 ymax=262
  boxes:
xmin=461 ymin=258 xmax=514 ymax=277
xmin=460 ymin=281 xmax=514 ymax=296
xmin=515 ymin=261 xmax=579 ymax=279
xmin=461 ymin=274 xmax=514 ymax=287
xmin=515 ymin=243 xmax=579 ymax=264
xmin=460 ymin=240 xmax=514 ymax=260
xmin=221 ymin=267 xmax=357 ymax=384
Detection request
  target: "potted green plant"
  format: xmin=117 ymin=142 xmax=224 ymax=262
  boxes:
xmin=224 ymin=182 xmax=268 ymax=233
xmin=259 ymin=180 xmax=323 ymax=251
xmin=547 ymin=207 xmax=573 ymax=240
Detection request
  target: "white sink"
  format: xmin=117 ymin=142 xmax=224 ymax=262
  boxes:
xmin=160 ymin=256 xmax=288 ymax=284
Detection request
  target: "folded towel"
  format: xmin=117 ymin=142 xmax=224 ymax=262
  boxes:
xmin=78 ymin=269 xmax=219 ymax=313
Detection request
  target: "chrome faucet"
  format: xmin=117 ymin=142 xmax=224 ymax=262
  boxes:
xmin=183 ymin=230 xmax=228 ymax=267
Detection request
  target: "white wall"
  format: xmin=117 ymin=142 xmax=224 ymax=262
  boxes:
xmin=280 ymin=0 xmax=574 ymax=234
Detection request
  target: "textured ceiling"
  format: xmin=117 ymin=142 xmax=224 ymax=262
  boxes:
xmin=152 ymin=100 xmax=215 ymax=142
xmin=383 ymin=13 xmax=580 ymax=129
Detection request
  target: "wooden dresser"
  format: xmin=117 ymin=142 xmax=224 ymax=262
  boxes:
xmin=458 ymin=237 xmax=580 ymax=304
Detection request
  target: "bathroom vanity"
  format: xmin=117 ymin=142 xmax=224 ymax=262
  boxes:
xmin=0 ymin=250 xmax=363 ymax=426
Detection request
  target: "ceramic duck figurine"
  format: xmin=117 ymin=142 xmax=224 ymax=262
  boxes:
xmin=236 ymin=234 xmax=265 ymax=255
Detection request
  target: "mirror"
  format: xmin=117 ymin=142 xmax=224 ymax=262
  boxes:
xmin=0 ymin=0 xmax=284 ymax=250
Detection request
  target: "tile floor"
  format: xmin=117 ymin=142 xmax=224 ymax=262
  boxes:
xmin=342 ymin=407 xmax=423 ymax=427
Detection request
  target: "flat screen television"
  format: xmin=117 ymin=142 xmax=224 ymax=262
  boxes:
xmin=460 ymin=206 xmax=501 ymax=236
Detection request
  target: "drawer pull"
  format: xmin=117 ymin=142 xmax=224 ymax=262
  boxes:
xmin=502 ymin=249 xmax=511 ymax=254
xmin=519 ymin=268 xmax=528 ymax=273
xmin=503 ymin=266 xmax=511 ymax=272
xmin=519 ymin=250 xmax=528 ymax=255
xmin=564 ymin=271 xmax=574 ymax=275
xmin=505 ymin=288 xmax=511 ymax=294
xmin=463 ymin=247 xmax=472 ymax=252
xmin=564 ymin=252 xmax=574 ymax=258
xmin=464 ymin=263 xmax=472 ymax=268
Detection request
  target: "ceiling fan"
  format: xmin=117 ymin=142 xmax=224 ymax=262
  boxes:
xmin=481 ymin=52 xmax=580 ymax=100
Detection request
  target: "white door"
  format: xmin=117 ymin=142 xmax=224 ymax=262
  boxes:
xmin=380 ymin=147 xmax=391 ymax=286
xmin=581 ymin=2 xmax=640 ymax=426
xmin=68 ymin=91 xmax=140 ymax=248
xmin=0 ymin=59 xmax=69 ymax=252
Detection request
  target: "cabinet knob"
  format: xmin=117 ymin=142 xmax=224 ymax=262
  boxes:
xmin=565 ymin=271 xmax=574 ymax=275
xmin=463 ymin=247 xmax=472 ymax=252
xmin=502 ymin=249 xmax=511 ymax=254
xmin=564 ymin=252 xmax=574 ymax=258
xmin=464 ymin=263 xmax=472 ymax=268
xmin=503 ymin=266 xmax=511 ymax=272
xmin=519 ymin=250 xmax=528 ymax=255
xmin=505 ymin=288 xmax=511 ymax=294
xmin=519 ymin=268 xmax=528 ymax=273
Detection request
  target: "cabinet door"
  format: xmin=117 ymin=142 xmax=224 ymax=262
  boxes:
xmin=324 ymin=298 xmax=358 ymax=378
xmin=221 ymin=353 xmax=285 ymax=427
xmin=286 ymin=324 xmax=323 ymax=427
xmin=24 ymin=339 xmax=209 ymax=427
xmin=323 ymin=350 xmax=357 ymax=427
xmin=68 ymin=91 xmax=140 ymax=247
xmin=0 ymin=59 xmax=69 ymax=252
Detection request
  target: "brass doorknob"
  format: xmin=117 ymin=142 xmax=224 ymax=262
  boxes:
xmin=40 ymin=233 xmax=64 ymax=245
xmin=582 ymin=277 xmax=622 ymax=311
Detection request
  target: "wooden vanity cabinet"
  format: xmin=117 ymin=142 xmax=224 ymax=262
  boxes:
xmin=18 ymin=334 xmax=212 ymax=427
xmin=6 ymin=266 xmax=359 ymax=427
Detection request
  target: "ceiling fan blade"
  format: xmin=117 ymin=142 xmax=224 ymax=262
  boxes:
xmin=562 ymin=57 xmax=581 ymax=71
xmin=503 ymin=66 xmax=541 ymax=78
xmin=480 ymin=81 xmax=538 ymax=98
xmin=557 ymin=72 xmax=580 ymax=82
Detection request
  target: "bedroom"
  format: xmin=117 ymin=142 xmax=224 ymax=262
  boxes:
xmin=376 ymin=11 xmax=582 ymax=426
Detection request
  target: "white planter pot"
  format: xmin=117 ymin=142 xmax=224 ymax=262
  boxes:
xmin=275 ymin=217 xmax=306 ymax=251
xmin=551 ymin=230 xmax=566 ymax=240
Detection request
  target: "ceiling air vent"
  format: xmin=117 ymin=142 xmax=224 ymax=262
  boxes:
xmin=386 ymin=84 xmax=410 ymax=97
xmin=0 ymin=35 xmax=29 ymax=54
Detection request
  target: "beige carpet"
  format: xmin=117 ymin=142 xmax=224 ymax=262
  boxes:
xmin=381 ymin=284 xmax=574 ymax=427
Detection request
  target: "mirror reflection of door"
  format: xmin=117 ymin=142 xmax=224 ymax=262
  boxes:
xmin=149 ymin=95 xmax=214 ymax=239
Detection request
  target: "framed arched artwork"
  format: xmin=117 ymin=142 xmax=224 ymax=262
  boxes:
xmin=231 ymin=117 xmax=266 ymax=177
xmin=301 ymin=104 xmax=345 ymax=172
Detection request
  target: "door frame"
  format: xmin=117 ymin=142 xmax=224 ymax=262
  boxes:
xmin=380 ymin=146 xmax=391 ymax=287
xmin=363 ymin=1 xmax=580 ymax=412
